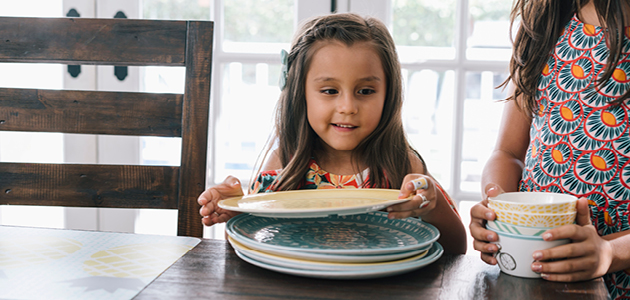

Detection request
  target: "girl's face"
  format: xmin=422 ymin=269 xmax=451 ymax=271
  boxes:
xmin=305 ymin=41 xmax=386 ymax=155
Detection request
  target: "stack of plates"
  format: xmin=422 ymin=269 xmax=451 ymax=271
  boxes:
xmin=225 ymin=210 xmax=443 ymax=279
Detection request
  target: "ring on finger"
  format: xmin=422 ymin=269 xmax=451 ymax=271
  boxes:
xmin=418 ymin=194 xmax=430 ymax=209
xmin=411 ymin=177 xmax=428 ymax=190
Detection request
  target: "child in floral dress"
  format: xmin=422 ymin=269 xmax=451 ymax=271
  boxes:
xmin=199 ymin=13 xmax=466 ymax=254
xmin=470 ymin=1 xmax=630 ymax=298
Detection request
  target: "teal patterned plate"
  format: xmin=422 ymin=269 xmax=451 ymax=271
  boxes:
xmin=227 ymin=211 xmax=440 ymax=255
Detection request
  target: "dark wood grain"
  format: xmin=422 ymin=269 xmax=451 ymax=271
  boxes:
xmin=0 ymin=88 xmax=183 ymax=136
xmin=176 ymin=21 xmax=213 ymax=237
xmin=0 ymin=17 xmax=187 ymax=66
xmin=133 ymin=239 xmax=610 ymax=300
xmin=0 ymin=163 xmax=179 ymax=209
xmin=0 ymin=17 xmax=212 ymax=238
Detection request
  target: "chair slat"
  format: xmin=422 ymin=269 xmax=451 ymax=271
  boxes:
xmin=177 ymin=21 xmax=214 ymax=237
xmin=0 ymin=88 xmax=183 ymax=136
xmin=0 ymin=163 xmax=179 ymax=209
xmin=0 ymin=17 xmax=187 ymax=66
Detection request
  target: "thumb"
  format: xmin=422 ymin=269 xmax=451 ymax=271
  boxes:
xmin=575 ymin=197 xmax=591 ymax=226
xmin=484 ymin=184 xmax=505 ymax=199
xmin=223 ymin=175 xmax=241 ymax=187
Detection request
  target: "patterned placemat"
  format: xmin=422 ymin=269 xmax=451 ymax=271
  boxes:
xmin=0 ymin=226 xmax=200 ymax=300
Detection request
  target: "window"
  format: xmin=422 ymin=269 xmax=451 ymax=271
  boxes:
xmin=2 ymin=1 xmax=512 ymax=245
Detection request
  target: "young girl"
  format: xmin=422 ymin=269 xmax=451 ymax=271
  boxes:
xmin=198 ymin=13 xmax=467 ymax=254
xmin=470 ymin=0 xmax=630 ymax=298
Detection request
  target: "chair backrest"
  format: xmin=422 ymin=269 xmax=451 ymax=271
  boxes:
xmin=0 ymin=17 xmax=213 ymax=237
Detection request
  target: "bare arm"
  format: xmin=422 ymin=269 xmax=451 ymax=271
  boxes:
xmin=481 ymin=99 xmax=531 ymax=197
xmin=470 ymin=98 xmax=532 ymax=264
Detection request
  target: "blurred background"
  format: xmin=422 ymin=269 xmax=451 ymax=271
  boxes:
xmin=0 ymin=0 xmax=513 ymax=253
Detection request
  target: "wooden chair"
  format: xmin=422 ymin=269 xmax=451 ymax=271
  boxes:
xmin=0 ymin=17 xmax=213 ymax=237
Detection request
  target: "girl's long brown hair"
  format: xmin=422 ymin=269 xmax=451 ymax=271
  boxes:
xmin=264 ymin=13 xmax=416 ymax=191
xmin=504 ymin=0 xmax=629 ymax=115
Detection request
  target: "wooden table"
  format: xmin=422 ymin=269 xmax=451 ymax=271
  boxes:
xmin=135 ymin=239 xmax=610 ymax=300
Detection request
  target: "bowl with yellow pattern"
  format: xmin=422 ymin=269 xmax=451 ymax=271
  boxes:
xmin=488 ymin=192 xmax=577 ymax=214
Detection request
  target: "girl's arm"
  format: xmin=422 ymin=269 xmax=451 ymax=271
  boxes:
xmin=480 ymin=99 xmax=531 ymax=197
xmin=388 ymin=152 xmax=468 ymax=254
xmin=471 ymin=98 xmax=532 ymax=264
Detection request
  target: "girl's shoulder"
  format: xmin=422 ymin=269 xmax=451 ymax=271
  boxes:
xmin=249 ymin=150 xmax=283 ymax=193
xmin=262 ymin=149 xmax=283 ymax=171
xmin=250 ymin=169 xmax=281 ymax=193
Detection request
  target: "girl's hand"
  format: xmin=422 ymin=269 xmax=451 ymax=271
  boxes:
xmin=388 ymin=174 xmax=437 ymax=219
xmin=530 ymin=197 xmax=614 ymax=281
xmin=469 ymin=185 xmax=503 ymax=265
xmin=197 ymin=176 xmax=244 ymax=226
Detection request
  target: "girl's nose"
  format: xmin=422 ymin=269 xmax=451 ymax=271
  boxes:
xmin=336 ymin=93 xmax=358 ymax=114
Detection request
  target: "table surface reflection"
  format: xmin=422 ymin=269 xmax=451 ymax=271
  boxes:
xmin=135 ymin=239 xmax=610 ymax=300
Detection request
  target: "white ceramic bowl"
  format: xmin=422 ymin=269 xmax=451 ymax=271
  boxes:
xmin=488 ymin=192 xmax=577 ymax=214
xmin=491 ymin=207 xmax=576 ymax=228
xmin=486 ymin=220 xmax=550 ymax=237
xmin=488 ymin=227 xmax=569 ymax=278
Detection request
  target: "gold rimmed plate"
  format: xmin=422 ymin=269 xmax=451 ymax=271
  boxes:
xmin=228 ymin=237 xmax=431 ymax=271
xmin=218 ymin=189 xmax=409 ymax=218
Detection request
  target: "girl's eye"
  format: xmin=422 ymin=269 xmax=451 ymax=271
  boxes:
xmin=358 ymin=88 xmax=376 ymax=95
xmin=322 ymin=89 xmax=339 ymax=95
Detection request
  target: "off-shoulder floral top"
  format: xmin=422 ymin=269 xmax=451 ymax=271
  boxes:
xmin=249 ymin=158 xmax=458 ymax=214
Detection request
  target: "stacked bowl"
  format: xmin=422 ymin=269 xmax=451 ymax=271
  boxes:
xmin=487 ymin=192 xmax=577 ymax=278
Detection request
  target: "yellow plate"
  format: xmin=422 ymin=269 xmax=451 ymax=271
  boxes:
xmin=218 ymin=189 xmax=408 ymax=218
xmin=228 ymin=236 xmax=430 ymax=270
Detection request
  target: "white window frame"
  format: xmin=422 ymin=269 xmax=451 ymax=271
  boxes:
xmin=0 ymin=0 xmax=508 ymax=235
xmin=209 ymin=0 xmax=509 ymax=205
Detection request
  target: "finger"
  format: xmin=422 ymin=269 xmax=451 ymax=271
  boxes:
xmin=575 ymin=197 xmax=591 ymax=226
xmin=533 ymin=257 xmax=589 ymax=274
xmin=470 ymin=221 xmax=498 ymax=242
xmin=481 ymin=252 xmax=498 ymax=265
xmin=470 ymin=201 xmax=496 ymax=221
xmin=410 ymin=177 xmax=429 ymax=190
xmin=484 ymin=184 xmax=505 ymax=198
xmin=540 ymin=224 xmax=592 ymax=243
xmin=217 ymin=176 xmax=243 ymax=194
xmin=399 ymin=178 xmax=419 ymax=199
xmin=197 ymin=189 xmax=211 ymax=205
xmin=399 ymin=175 xmax=431 ymax=199
xmin=213 ymin=212 xmax=240 ymax=224
xmin=201 ymin=216 xmax=220 ymax=226
xmin=473 ymin=238 xmax=499 ymax=254
xmin=532 ymin=242 xmax=587 ymax=262
xmin=199 ymin=205 xmax=210 ymax=217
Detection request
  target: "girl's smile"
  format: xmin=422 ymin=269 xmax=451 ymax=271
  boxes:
xmin=305 ymin=40 xmax=386 ymax=156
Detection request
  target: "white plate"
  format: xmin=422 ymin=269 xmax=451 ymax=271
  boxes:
xmin=226 ymin=211 xmax=440 ymax=255
xmin=218 ymin=189 xmax=409 ymax=218
xmin=228 ymin=237 xmax=430 ymax=271
xmin=234 ymin=242 xmax=443 ymax=280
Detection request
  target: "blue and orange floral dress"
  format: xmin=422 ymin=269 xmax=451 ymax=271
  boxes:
xmin=250 ymin=158 xmax=459 ymax=214
xmin=519 ymin=15 xmax=630 ymax=299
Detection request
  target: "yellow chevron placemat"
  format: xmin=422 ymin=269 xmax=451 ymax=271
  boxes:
xmin=0 ymin=226 xmax=200 ymax=300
